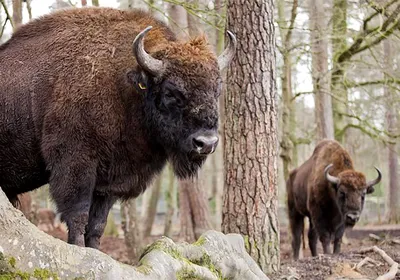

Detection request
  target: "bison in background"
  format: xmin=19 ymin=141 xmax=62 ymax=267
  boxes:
xmin=286 ymin=139 xmax=382 ymax=259
xmin=0 ymin=7 xmax=236 ymax=249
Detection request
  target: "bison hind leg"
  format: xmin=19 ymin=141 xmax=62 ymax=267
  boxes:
xmin=289 ymin=208 xmax=304 ymax=260
xmin=308 ymin=219 xmax=318 ymax=256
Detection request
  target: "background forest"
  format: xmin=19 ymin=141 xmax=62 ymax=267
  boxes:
xmin=0 ymin=0 xmax=399 ymax=278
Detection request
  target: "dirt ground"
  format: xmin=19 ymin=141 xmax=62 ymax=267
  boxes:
xmin=45 ymin=225 xmax=400 ymax=279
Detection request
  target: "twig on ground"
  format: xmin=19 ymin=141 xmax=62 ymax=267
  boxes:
xmin=369 ymin=233 xmax=382 ymax=241
xmin=391 ymin=239 xmax=400 ymax=245
xmin=354 ymin=257 xmax=381 ymax=272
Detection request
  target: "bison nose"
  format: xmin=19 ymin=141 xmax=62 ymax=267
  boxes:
xmin=192 ymin=134 xmax=219 ymax=154
xmin=346 ymin=212 xmax=360 ymax=224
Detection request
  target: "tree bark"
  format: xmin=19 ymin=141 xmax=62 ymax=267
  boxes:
xmin=142 ymin=176 xmax=162 ymax=238
xmin=222 ymin=0 xmax=280 ymax=273
xmin=11 ymin=0 xmax=22 ymax=30
xmin=121 ymin=199 xmax=143 ymax=264
xmin=383 ymin=39 xmax=400 ymax=223
xmin=0 ymin=188 xmax=268 ymax=279
xmin=309 ymin=0 xmax=334 ymax=141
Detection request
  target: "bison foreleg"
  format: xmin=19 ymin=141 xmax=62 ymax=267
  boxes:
xmin=84 ymin=192 xmax=117 ymax=249
xmin=320 ymin=233 xmax=332 ymax=254
xmin=333 ymin=224 xmax=345 ymax=254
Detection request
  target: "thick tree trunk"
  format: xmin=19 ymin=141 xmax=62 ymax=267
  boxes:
xmin=222 ymin=0 xmax=280 ymax=273
xmin=121 ymin=199 xmax=143 ymax=264
xmin=383 ymin=39 xmax=400 ymax=223
xmin=92 ymin=0 xmax=99 ymax=6
xmin=0 ymin=189 xmax=268 ymax=279
xmin=309 ymin=0 xmax=334 ymax=141
xmin=11 ymin=0 xmax=22 ymax=30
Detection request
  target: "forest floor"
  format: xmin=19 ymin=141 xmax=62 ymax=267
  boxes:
xmin=46 ymin=224 xmax=400 ymax=279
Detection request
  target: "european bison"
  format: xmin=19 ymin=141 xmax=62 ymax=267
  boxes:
xmin=0 ymin=7 xmax=236 ymax=248
xmin=286 ymin=139 xmax=381 ymax=259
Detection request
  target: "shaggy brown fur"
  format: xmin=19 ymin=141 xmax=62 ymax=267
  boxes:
xmin=287 ymin=139 xmax=380 ymax=259
xmin=0 ymin=7 xmax=227 ymax=248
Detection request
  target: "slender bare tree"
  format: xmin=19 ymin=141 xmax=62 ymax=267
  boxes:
xmin=309 ymin=0 xmax=334 ymax=141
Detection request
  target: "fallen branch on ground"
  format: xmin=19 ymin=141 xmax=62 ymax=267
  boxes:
xmin=358 ymin=246 xmax=399 ymax=280
xmin=354 ymin=257 xmax=382 ymax=272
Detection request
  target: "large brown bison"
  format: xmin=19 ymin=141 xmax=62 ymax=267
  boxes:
xmin=0 ymin=7 xmax=236 ymax=248
xmin=286 ymin=139 xmax=381 ymax=259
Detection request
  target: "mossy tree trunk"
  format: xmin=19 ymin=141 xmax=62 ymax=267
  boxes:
xmin=331 ymin=0 xmax=348 ymax=143
xmin=277 ymin=0 xmax=298 ymax=180
xmin=222 ymin=0 xmax=280 ymax=273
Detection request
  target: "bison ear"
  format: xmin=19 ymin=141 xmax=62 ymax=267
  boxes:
xmin=127 ymin=69 xmax=149 ymax=93
xmin=366 ymin=186 xmax=375 ymax=194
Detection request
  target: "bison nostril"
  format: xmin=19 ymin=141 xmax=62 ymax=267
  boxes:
xmin=192 ymin=135 xmax=219 ymax=154
xmin=346 ymin=213 xmax=360 ymax=222
xmin=193 ymin=138 xmax=205 ymax=149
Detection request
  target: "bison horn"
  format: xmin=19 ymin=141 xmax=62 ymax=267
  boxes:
xmin=132 ymin=26 xmax=165 ymax=77
xmin=218 ymin=31 xmax=237 ymax=71
xmin=324 ymin=164 xmax=340 ymax=185
xmin=366 ymin=167 xmax=382 ymax=188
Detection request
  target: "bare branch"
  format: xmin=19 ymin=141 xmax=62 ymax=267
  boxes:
xmin=0 ymin=0 xmax=14 ymax=38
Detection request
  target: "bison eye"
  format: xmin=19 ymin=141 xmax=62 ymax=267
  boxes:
xmin=339 ymin=190 xmax=346 ymax=199
xmin=163 ymin=89 xmax=185 ymax=108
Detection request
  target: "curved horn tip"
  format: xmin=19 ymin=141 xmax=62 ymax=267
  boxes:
xmin=324 ymin=163 xmax=334 ymax=173
xmin=226 ymin=30 xmax=237 ymax=45
xmin=374 ymin=166 xmax=382 ymax=181
xmin=324 ymin=163 xmax=340 ymax=185
xmin=217 ymin=30 xmax=237 ymax=71
xmin=132 ymin=26 xmax=164 ymax=77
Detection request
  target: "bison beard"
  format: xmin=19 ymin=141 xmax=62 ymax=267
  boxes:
xmin=0 ymin=7 xmax=236 ymax=249
xmin=287 ymin=140 xmax=381 ymax=259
